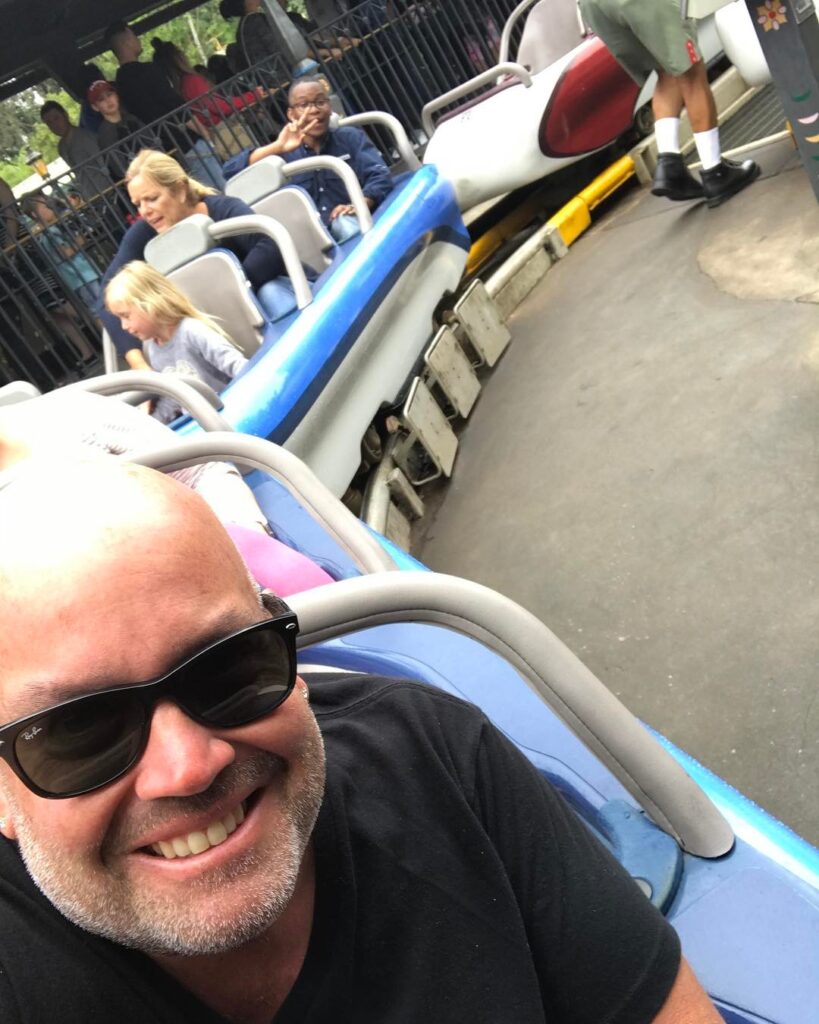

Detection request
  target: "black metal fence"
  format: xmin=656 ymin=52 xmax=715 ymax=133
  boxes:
xmin=307 ymin=0 xmax=525 ymax=149
xmin=1 ymin=0 xmax=523 ymax=392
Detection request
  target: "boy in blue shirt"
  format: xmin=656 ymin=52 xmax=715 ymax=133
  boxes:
xmin=224 ymin=78 xmax=394 ymax=242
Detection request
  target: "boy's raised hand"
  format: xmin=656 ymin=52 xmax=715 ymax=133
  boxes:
xmin=276 ymin=113 xmax=322 ymax=152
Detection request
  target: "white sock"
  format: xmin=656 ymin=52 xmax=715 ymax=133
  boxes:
xmin=694 ymin=127 xmax=721 ymax=170
xmin=654 ymin=117 xmax=680 ymax=155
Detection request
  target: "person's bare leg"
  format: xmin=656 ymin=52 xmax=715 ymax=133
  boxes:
xmin=650 ymin=70 xmax=703 ymax=200
xmin=676 ymin=60 xmax=717 ymax=132
xmin=652 ymin=70 xmax=684 ymax=121
xmin=675 ymin=57 xmax=760 ymax=205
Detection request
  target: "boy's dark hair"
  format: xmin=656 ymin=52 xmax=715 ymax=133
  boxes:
xmin=39 ymin=100 xmax=66 ymax=121
xmin=287 ymin=76 xmax=325 ymax=105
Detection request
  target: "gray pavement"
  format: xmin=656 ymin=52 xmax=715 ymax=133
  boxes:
xmin=416 ymin=138 xmax=819 ymax=846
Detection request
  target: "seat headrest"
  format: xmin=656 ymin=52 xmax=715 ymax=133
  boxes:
xmin=144 ymin=214 xmax=216 ymax=275
xmin=0 ymin=380 xmax=41 ymax=407
xmin=225 ymin=156 xmax=288 ymax=206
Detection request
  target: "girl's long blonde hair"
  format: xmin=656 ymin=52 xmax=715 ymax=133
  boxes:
xmin=105 ymin=260 xmax=229 ymax=340
xmin=126 ymin=149 xmax=217 ymax=206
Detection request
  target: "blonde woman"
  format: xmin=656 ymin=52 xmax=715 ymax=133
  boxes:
xmin=106 ymin=260 xmax=247 ymax=423
xmin=99 ymin=149 xmax=297 ymax=370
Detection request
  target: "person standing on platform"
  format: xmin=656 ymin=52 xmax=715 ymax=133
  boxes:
xmin=39 ymin=102 xmax=112 ymax=202
xmin=103 ymin=21 xmax=227 ymax=189
xmin=578 ymin=0 xmax=759 ymax=207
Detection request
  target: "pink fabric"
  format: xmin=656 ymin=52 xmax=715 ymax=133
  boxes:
xmin=225 ymin=523 xmax=334 ymax=596
xmin=180 ymin=73 xmax=256 ymax=126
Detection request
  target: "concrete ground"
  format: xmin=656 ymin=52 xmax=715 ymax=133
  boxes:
xmin=416 ymin=138 xmax=819 ymax=846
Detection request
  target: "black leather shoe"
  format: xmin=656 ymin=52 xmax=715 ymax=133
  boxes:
xmin=651 ymin=153 xmax=704 ymax=201
xmin=700 ymin=158 xmax=760 ymax=208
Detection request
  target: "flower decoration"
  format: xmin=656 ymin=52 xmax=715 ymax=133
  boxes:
xmin=757 ymin=0 xmax=788 ymax=30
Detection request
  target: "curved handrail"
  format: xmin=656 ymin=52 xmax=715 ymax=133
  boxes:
xmin=289 ymin=572 xmax=735 ymax=859
xmin=126 ymin=432 xmax=399 ymax=574
xmin=334 ymin=111 xmax=421 ymax=169
xmin=281 ymin=154 xmax=374 ymax=233
xmin=207 ymin=215 xmax=314 ymax=309
xmin=498 ymin=0 xmax=541 ymax=64
xmin=421 ymin=63 xmax=533 ymax=138
xmin=66 ymin=372 xmax=232 ymax=432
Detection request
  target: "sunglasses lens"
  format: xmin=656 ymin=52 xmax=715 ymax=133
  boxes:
xmin=179 ymin=623 xmax=295 ymax=728
xmin=14 ymin=695 xmax=145 ymax=797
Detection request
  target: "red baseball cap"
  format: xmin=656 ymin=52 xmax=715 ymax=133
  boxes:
xmin=87 ymin=80 xmax=116 ymax=105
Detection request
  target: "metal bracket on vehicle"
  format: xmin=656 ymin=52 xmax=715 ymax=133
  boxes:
xmin=394 ymin=377 xmax=459 ymax=485
xmin=451 ymin=280 xmax=511 ymax=368
xmin=424 ymin=326 xmax=481 ymax=419
xmin=383 ymin=466 xmax=426 ymax=550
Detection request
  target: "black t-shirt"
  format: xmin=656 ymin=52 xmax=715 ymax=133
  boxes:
xmin=115 ymin=61 xmax=185 ymax=126
xmin=0 ymin=676 xmax=680 ymax=1022
xmin=114 ymin=62 xmax=192 ymax=158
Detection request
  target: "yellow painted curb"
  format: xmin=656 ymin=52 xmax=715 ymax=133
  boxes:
xmin=548 ymin=155 xmax=636 ymax=246
xmin=579 ymin=156 xmax=635 ymax=210
xmin=548 ymin=197 xmax=591 ymax=247
xmin=469 ymin=155 xmax=637 ymax=269
xmin=466 ymin=185 xmax=558 ymax=275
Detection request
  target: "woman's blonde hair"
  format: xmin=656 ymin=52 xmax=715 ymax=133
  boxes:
xmin=125 ymin=149 xmax=217 ymax=205
xmin=105 ymin=260 xmax=229 ymax=340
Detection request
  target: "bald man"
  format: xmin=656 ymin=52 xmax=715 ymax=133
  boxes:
xmin=0 ymin=462 xmax=722 ymax=1022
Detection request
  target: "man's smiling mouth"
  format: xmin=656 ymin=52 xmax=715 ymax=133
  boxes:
xmin=146 ymin=799 xmax=247 ymax=859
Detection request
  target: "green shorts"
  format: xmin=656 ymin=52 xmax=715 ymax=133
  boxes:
xmin=578 ymin=0 xmax=701 ymax=85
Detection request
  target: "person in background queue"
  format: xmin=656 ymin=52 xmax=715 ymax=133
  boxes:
xmin=103 ymin=20 xmax=226 ymax=190
xmin=39 ymin=101 xmax=112 ymax=203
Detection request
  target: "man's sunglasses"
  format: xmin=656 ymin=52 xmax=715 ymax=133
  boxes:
xmin=0 ymin=605 xmax=298 ymax=800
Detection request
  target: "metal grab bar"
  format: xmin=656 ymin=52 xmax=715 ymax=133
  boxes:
xmin=281 ymin=155 xmax=374 ymax=233
xmin=421 ymin=63 xmax=533 ymax=138
xmin=498 ymin=0 xmax=541 ymax=64
xmin=334 ymin=111 xmax=421 ymax=169
xmin=207 ymin=216 xmax=314 ymax=309
xmin=289 ymin=572 xmax=735 ymax=859
xmin=66 ymin=372 xmax=231 ymax=433
xmin=126 ymin=432 xmax=399 ymax=575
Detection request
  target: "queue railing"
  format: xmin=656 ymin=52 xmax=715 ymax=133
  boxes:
xmin=306 ymin=0 xmax=527 ymax=153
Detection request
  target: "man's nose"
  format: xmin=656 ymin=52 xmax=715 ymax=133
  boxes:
xmin=132 ymin=700 xmax=236 ymax=801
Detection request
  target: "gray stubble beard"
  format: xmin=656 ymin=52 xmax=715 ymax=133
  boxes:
xmin=7 ymin=717 xmax=327 ymax=958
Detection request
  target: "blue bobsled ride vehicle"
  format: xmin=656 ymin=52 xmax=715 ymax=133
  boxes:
xmin=93 ymin=375 xmax=816 ymax=1024
xmin=103 ymin=112 xmax=470 ymax=500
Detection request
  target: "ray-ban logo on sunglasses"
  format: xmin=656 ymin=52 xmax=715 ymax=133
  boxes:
xmin=21 ymin=726 xmax=42 ymax=742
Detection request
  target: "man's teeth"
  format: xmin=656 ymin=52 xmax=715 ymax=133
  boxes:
xmin=151 ymin=802 xmax=246 ymax=859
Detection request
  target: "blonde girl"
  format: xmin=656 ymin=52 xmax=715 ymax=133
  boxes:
xmin=105 ymin=260 xmax=247 ymax=423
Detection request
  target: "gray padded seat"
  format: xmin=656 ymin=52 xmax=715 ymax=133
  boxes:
xmin=144 ymin=214 xmax=264 ymax=359
xmin=226 ymin=158 xmax=335 ymax=277
xmin=518 ymin=0 xmax=584 ymax=73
